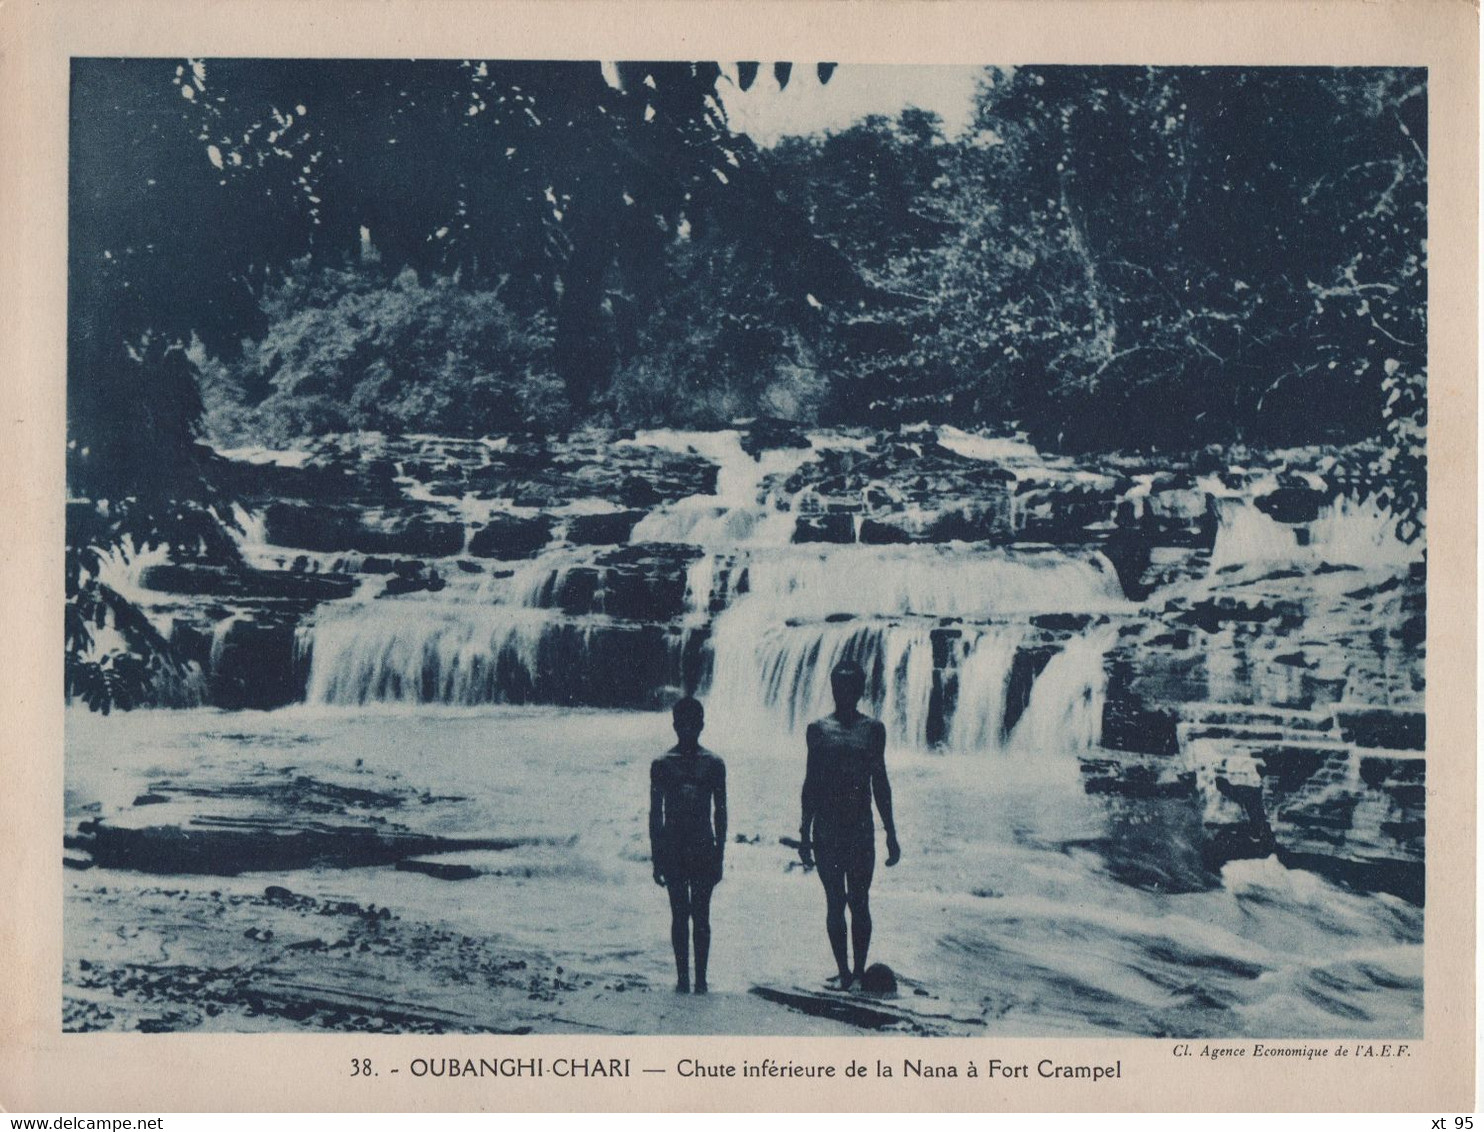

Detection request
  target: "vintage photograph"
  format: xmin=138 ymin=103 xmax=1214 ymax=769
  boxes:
xmin=63 ymin=59 xmax=1427 ymax=1040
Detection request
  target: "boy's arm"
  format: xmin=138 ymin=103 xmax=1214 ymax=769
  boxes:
xmin=713 ymin=761 xmax=728 ymax=880
xmin=649 ymin=761 xmax=666 ymax=885
xmin=869 ymin=721 xmax=901 ymax=866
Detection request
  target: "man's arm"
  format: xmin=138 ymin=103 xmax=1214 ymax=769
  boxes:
xmin=869 ymin=721 xmax=901 ymax=866
xmin=649 ymin=761 xmax=666 ymax=886
xmin=799 ymin=723 xmax=821 ymax=867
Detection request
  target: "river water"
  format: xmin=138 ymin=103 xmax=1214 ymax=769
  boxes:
xmin=67 ymin=426 xmax=1425 ymax=1035
xmin=67 ymin=701 xmax=1423 ymax=1037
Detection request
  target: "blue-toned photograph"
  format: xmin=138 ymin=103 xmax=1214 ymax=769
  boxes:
xmin=64 ymin=60 xmax=1426 ymax=1038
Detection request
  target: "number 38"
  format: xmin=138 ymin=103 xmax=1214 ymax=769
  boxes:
xmin=351 ymin=1057 xmax=373 ymax=1077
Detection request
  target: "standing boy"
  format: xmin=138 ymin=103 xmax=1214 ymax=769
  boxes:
xmin=650 ymin=697 xmax=728 ymax=993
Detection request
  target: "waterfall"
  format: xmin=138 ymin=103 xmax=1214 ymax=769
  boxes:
xmin=705 ymin=619 xmax=938 ymax=746
xmin=293 ymin=428 xmax=1128 ymax=750
xmin=305 ymin=602 xmax=557 ymax=706
xmin=1307 ymin=495 xmax=1420 ymax=567
xmin=719 ymin=546 xmax=1125 ymax=622
xmin=684 ymin=555 xmax=717 ymax=615
xmin=90 ymin=535 xmax=171 ymax=604
xmin=232 ymin=505 xmax=267 ymax=544
xmin=936 ymin=425 xmax=1042 ymax=465
xmin=1004 ymin=626 xmax=1118 ymax=756
xmin=1209 ymin=495 xmax=1420 ymax=572
xmin=626 ymin=428 xmax=819 ymax=547
xmin=299 ymin=539 xmax=1124 ymax=749
xmin=945 ymin=627 xmax=1026 ymax=754
xmin=209 ymin=614 xmax=244 ymax=671
xmin=698 ymin=545 xmax=1124 ymax=751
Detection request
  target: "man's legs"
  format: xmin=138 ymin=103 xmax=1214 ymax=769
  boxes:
xmin=816 ymin=857 xmax=851 ymax=986
xmin=666 ymin=880 xmax=692 ymax=990
xmin=843 ymin=852 xmax=876 ymax=980
xmin=690 ymin=881 xmax=714 ymax=993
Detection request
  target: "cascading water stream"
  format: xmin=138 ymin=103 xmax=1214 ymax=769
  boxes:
xmin=1208 ymin=493 xmax=1419 ymax=573
xmin=626 ymin=428 xmax=820 ymax=547
xmin=72 ymin=427 xmax=1426 ymax=1038
xmin=295 ymin=430 xmax=1132 ymax=757
xmin=1003 ymin=625 xmax=1120 ymax=756
xmin=698 ymin=545 xmax=1127 ymax=753
xmin=944 ymin=626 xmax=1026 ymax=754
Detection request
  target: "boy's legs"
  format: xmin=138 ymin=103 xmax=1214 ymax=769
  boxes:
xmin=666 ymin=879 xmax=692 ymax=990
xmin=691 ymin=881 xmax=714 ymax=992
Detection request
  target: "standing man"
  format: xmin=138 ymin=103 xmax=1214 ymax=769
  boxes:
xmin=650 ymin=697 xmax=727 ymax=994
xmin=798 ymin=659 xmax=901 ymax=991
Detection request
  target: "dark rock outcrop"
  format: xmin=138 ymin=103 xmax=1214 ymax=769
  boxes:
xmin=73 ymin=818 xmax=522 ymax=876
xmin=1177 ymin=597 xmax=1302 ymax=634
xmin=1100 ymin=694 xmax=1180 ymax=757
xmin=857 ymin=518 xmax=912 ymax=545
xmin=1337 ymin=707 xmax=1425 ymax=751
xmin=468 ymin=514 xmax=553 ymax=559
xmin=925 ymin=502 xmax=1013 ymax=544
xmin=1255 ymin=484 xmax=1330 ymax=524
xmin=794 ymin=514 xmax=855 ymax=544
xmin=566 ymin=510 xmax=646 ymax=546
xmin=528 ymin=544 xmax=702 ymax=622
xmin=738 ymin=416 xmax=812 ymax=457
xmin=263 ymin=503 xmax=464 ymax=557
xmin=141 ymin=564 xmax=357 ymax=603
xmin=209 ymin=620 xmax=306 ymax=710
xmin=379 ymin=570 xmax=446 ymax=598
xmin=1015 ymin=479 xmax=1122 ymax=543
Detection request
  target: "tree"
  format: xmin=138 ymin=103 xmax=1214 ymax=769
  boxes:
xmin=67 ymin=58 xmax=855 ymax=708
xmin=220 ymin=262 xmax=561 ymax=442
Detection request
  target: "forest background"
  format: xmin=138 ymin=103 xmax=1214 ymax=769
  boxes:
xmin=65 ymin=61 xmax=1427 ymax=709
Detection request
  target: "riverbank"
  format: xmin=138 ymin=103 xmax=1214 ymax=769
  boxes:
xmin=65 ymin=705 xmax=1422 ymax=1037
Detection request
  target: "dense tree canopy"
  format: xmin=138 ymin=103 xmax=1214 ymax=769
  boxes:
xmin=71 ymin=61 xmax=1425 ymax=451
xmin=763 ymin=67 xmax=1425 ymax=454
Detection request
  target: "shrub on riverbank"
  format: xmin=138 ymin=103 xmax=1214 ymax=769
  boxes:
xmin=202 ymin=264 xmax=565 ymax=446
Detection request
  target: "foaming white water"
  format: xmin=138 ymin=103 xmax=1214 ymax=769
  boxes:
xmin=1006 ymin=626 xmax=1118 ymax=757
xmin=1210 ymin=496 xmax=1419 ymax=572
xmin=726 ymin=546 xmax=1125 ymax=622
xmin=936 ymin=425 xmax=1041 ymax=465
xmin=211 ymin=443 xmax=312 ymax=468
xmin=759 ymin=621 xmax=1110 ymax=759
xmin=483 ymin=552 xmax=583 ymax=607
xmin=305 ymin=602 xmax=558 ymax=706
xmin=299 ymin=536 xmax=1127 ymax=744
xmin=700 ymin=547 xmax=1123 ymax=752
xmin=1308 ymin=496 xmax=1420 ymax=567
xmin=231 ymin=504 xmax=268 ymax=548
xmin=684 ymin=555 xmax=716 ymax=616
xmin=228 ymin=504 xmax=282 ymax=570
xmin=209 ymin=613 xmax=245 ymax=671
xmin=706 ymin=619 xmax=938 ymax=747
xmin=90 ymin=536 xmax=171 ymax=606
xmin=945 ymin=626 xmax=1026 ymax=753
xmin=631 ymin=503 xmax=793 ymax=547
xmin=627 ymin=429 xmax=818 ymax=547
